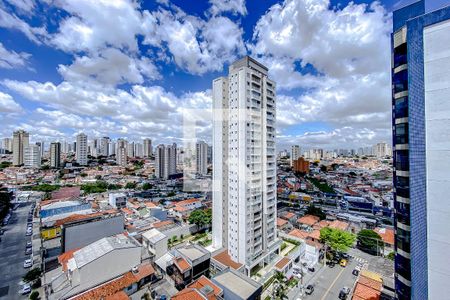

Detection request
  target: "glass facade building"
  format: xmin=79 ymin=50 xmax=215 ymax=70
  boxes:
xmin=392 ymin=1 xmax=450 ymax=299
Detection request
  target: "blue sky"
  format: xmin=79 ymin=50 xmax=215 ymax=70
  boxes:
xmin=0 ymin=0 xmax=446 ymax=149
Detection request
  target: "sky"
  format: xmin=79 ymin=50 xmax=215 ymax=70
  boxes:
xmin=0 ymin=0 xmax=447 ymax=150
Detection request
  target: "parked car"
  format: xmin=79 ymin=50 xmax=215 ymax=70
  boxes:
xmin=305 ymin=284 xmax=314 ymax=295
xmin=327 ymin=261 xmax=335 ymax=268
xmin=308 ymin=266 xmax=315 ymax=272
xmin=26 ymin=241 xmax=32 ymax=248
xmin=352 ymin=268 xmax=360 ymax=276
xmin=26 ymin=230 xmax=32 ymax=236
xmin=340 ymin=259 xmax=348 ymax=267
xmin=21 ymin=284 xmax=31 ymax=295
xmin=25 ymin=247 xmax=32 ymax=255
xmin=339 ymin=287 xmax=351 ymax=299
xmin=23 ymin=259 xmax=32 ymax=268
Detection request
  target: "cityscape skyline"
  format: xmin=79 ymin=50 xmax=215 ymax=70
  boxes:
xmin=2 ymin=0 xmax=446 ymax=150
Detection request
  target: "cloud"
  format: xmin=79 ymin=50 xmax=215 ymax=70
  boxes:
xmin=0 ymin=91 xmax=23 ymax=113
xmin=50 ymin=0 xmax=143 ymax=53
xmin=3 ymin=0 xmax=35 ymax=15
xmin=0 ymin=7 xmax=47 ymax=43
xmin=209 ymin=0 xmax=247 ymax=16
xmin=0 ymin=42 xmax=31 ymax=69
xmin=57 ymin=48 xmax=160 ymax=86
xmin=142 ymin=8 xmax=245 ymax=74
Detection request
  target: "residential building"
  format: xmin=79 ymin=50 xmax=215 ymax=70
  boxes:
xmin=12 ymin=129 xmax=29 ymax=166
xmin=24 ymin=145 xmax=41 ymax=168
xmin=142 ymin=228 xmax=167 ymax=261
xmin=134 ymin=142 xmax=144 ymax=158
xmin=374 ymin=142 xmax=391 ymax=158
xmin=35 ymin=141 xmax=45 ymax=157
xmin=292 ymin=157 xmax=310 ymax=174
xmin=116 ymin=138 xmax=127 ymax=166
xmin=50 ymin=142 xmax=61 ymax=168
xmin=109 ymin=193 xmax=127 ymax=209
xmin=108 ymin=140 xmax=116 ymax=156
xmin=211 ymin=269 xmax=262 ymax=300
xmin=196 ymin=140 xmax=208 ymax=175
xmin=173 ymin=276 xmax=224 ymax=300
xmin=2 ymin=137 xmax=12 ymax=153
xmin=155 ymin=143 xmax=177 ymax=179
xmin=291 ymin=145 xmax=301 ymax=166
xmin=391 ymin=1 xmax=450 ymax=299
xmin=212 ymin=56 xmax=279 ymax=275
xmin=143 ymin=138 xmax=152 ymax=157
xmin=98 ymin=136 xmax=109 ymax=157
xmin=127 ymin=141 xmax=135 ymax=157
xmin=75 ymin=133 xmax=88 ymax=166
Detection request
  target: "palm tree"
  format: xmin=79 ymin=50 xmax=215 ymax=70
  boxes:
xmin=273 ymin=271 xmax=288 ymax=300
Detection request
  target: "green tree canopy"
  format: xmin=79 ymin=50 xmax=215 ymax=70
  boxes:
xmin=357 ymin=229 xmax=383 ymax=254
xmin=125 ymin=182 xmax=137 ymax=189
xmin=188 ymin=209 xmax=212 ymax=227
xmin=23 ymin=268 xmax=41 ymax=283
xmin=305 ymin=204 xmax=326 ymax=220
xmin=141 ymin=182 xmax=153 ymax=190
xmin=31 ymin=184 xmax=60 ymax=193
xmin=320 ymin=227 xmax=356 ymax=252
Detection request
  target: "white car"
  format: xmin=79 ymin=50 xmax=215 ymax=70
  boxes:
xmin=23 ymin=259 xmax=32 ymax=268
xmin=21 ymin=284 xmax=31 ymax=295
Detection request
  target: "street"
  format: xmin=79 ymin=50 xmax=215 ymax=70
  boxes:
xmin=0 ymin=202 xmax=33 ymax=299
xmin=290 ymin=259 xmax=359 ymax=300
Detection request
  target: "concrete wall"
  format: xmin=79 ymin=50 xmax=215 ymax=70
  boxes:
xmin=63 ymin=215 xmax=124 ymax=252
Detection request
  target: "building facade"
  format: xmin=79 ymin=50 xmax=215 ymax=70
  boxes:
xmin=392 ymin=2 xmax=450 ymax=299
xmin=12 ymin=129 xmax=29 ymax=166
xmin=50 ymin=142 xmax=61 ymax=168
xmin=196 ymin=140 xmax=208 ymax=176
xmin=292 ymin=157 xmax=310 ymax=174
xmin=212 ymin=56 xmax=279 ymax=274
xmin=76 ymin=133 xmax=88 ymax=166
xmin=143 ymin=138 xmax=152 ymax=157
xmin=291 ymin=145 xmax=300 ymax=166
xmin=116 ymin=139 xmax=128 ymax=167
xmin=24 ymin=145 xmax=41 ymax=168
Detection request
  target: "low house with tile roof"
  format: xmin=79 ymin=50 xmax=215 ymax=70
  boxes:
xmin=277 ymin=217 xmax=290 ymax=231
xmin=373 ymin=227 xmax=394 ymax=255
xmin=167 ymin=244 xmax=211 ymax=290
xmin=274 ymin=257 xmax=293 ymax=275
xmin=296 ymin=214 xmax=320 ymax=231
xmin=172 ymin=275 xmax=224 ymax=300
xmin=46 ymin=233 xmax=155 ymax=300
xmin=210 ymin=249 xmax=245 ymax=276
xmin=280 ymin=211 xmax=297 ymax=223
xmin=351 ymin=272 xmax=383 ymax=300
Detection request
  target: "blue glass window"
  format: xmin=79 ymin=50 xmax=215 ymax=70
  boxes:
xmin=393 ymin=69 xmax=408 ymax=94
xmin=395 ymin=97 xmax=408 ymax=119
xmin=395 ymin=123 xmax=409 ymax=144
xmin=394 ymin=43 xmax=407 ymax=68
xmin=396 ymin=251 xmax=411 ymax=280
xmin=395 ymin=150 xmax=409 ymax=171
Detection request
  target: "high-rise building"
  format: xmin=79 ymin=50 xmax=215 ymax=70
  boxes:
xmin=373 ymin=142 xmax=391 ymax=158
xmin=76 ymin=133 xmax=88 ymax=166
xmin=196 ymin=140 xmax=208 ymax=176
xmin=291 ymin=145 xmax=300 ymax=166
xmin=143 ymin=138 xmax=152 ymax=157
xmin=2 ymin=137 xmax=12 ymax=153
xmin=98 ymin=137 xmax=110 ymax=157
xmin=108 ymin=141 xmax=116 ymax=156
xmin=12 ymin=129 xmax=29 ymax=166
xmin=292 ymin=157 xmax=310 ymax=174
xmin=50 ymin=142 xmax=61 ymax=168
xmin=212 ymin=56 xmax=279 ymax=274
xmin=116 ymin=138 xmax=127 ymax=166
xmin=61 ymin=141 xmax=69 ymax=154
xmin=127 ymin=142 xmax=134 ymax=158
xmin=35 ymin=141 xmax=45 ymax=157
xmin=134 ymin=142 xmax=144 ymax=158
xmin=24 ymin=145 xmax=41 ymax=168
xmin=155 ymin=143 xmax=177 ymax=179
xmin=392 ymin=2 xmax=450 ymax=299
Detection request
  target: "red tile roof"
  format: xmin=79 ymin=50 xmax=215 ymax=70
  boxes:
xmin=329 ymin=220 xmax=349 ymax=231
xmin=308 ymin=229 xmax=321 ymax=240
xmin=277 ymin=218 xmax=288 ymax=227
xmin=73 ymin=263 xmax=155 ymax=300
xmin=153 ymin=220 xmax=173 ymax=229
xmin=177 ymin=198 xmax=201 ymax=206
xmin=175 ymin=257 xmax=191 ymax=273
xmin=288 ymin=228 xmax=309 ymax=240
xmin=352 ymin=274 xmax=382 ymax=300
xmin=105 ymin=291 xmax=129 ymax=300
xmin=121 ymin=208 xmax=133 ymax=215
xmin=58 ymin=248 xmax=80 ymax=271
xmin=55 ymin=209 xmax=118 ymax=227
xmin=51 ymin=187 xmax=81 ymax=200
xmin=172 ymin=288 xmax=206 ymax=300
xmin=212 ymin=249 xmax=243 ymax=270
xmin=282 ymin=212 xmax=296 ymax=219
xmin=374 ymin=227 xmax=394 ymax=245
xmin=297 ymin=215 xmax=320 ymax=226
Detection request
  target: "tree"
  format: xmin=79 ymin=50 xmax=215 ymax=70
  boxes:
xmin=31 ymin=184 xmax=60 ymax=193
xmin=125 ymin=182 xmax=137 ymax=189
xmin=387 ymin=251 xmax=395 ymax=260
xmin=305 ymin=204 xmax=326 ymax=220
xmin=141 ymin=182 xmax=153 ymax=190
xmin=320 ymin=227 xmax=356 ymax=252
xmin=357 ymin=229 xmax=383 ymax=255
xmin=23 ymin=268 xmax=41 ymax=283
xmin=273 ymin=272 xmax=288 ymax=300
xmin=29 ymin=290 xmax=39 ymax=300
xmin=188 ymin=209 xmax=212 ymax=227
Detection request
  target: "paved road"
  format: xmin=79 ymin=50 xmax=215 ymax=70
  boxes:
xmin=0 ymin=202 xmax=33 ymax=299
xmin=291 ymin=259 xmax=358 ymax=300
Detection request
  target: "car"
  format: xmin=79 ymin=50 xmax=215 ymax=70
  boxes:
xmin=305 ymin=284 xmax=314 ymax=295
xmin=25 ymin=248 xmax=32 ymax=255
xmin=327 ymin=261 xmax=335 ymax=268
xmin=23 ymin=259 xmax=32 ymax=268
xmin=21 ymin=284 xmax=31 ymax=295
xmin=340 ymin=259 xmax=348 ymax=267
xmin=341 ymin=253 xmax=350 ymax=259
xmin=26 ymin=230 xmax=32 ymax=236
xmin=308 ymin=266 xmax=315 ymax=272
xmin=352 ymin=268 xmax=360 ymax=276
xmin=339 ymin=287 xmax=351 ymax=299
xmin=26 ymin=241 xmax=32 ymax=247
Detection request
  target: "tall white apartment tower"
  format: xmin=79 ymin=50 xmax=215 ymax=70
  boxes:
xmin=164 ymin=143 xmax=177 ymax=178
xmin=212 ymin=56 xmax=279 ymax=274
xmin=143 ymin=138 xmax=152 ymax=157
xmin=75 ymin=133 xmax=88 ymax=166
xmin=196 ymin=141 xmax=208 ymax=176
xmin=291 ymin=145 xmax=300 ymax=166
xmin=116 ymin=139 xmax=127 ymax=166
xmin=12 ymin=130 xmax=29 ymax=166
xmin=155 ymin=144 xmax=165 ymax=179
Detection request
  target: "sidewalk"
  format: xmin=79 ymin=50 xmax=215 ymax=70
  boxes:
xmin=287 ymin=263 xmax=325 ymax=299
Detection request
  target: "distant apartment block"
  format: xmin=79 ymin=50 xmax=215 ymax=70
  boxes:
xmin=109 ymin=193 xmax=127 ymax=209
xmin=143 ymin=138 xmax=152 ymax=157
xmin=75 ymin=132 xmax=88 ymax=166
xmin=24 ymin=145 xmax=41 ymax=168
xmin=50 ymin=142 xmax=61 ymax=168
xmin=292 ymin=157 xmax=310 ymax=174
xmin=155 ymin=143 xmax=177 ymax=179
xmin=196 ymin=140 xmax=208 ymax=176
xmin=12 ymin=129 xmax=29 ymax=166
xmin=291 ymin=145 xmax=301 ymax=166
